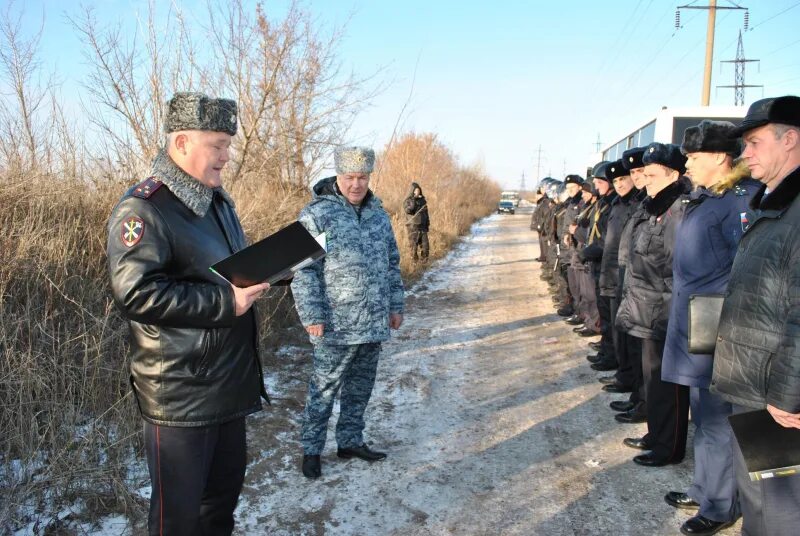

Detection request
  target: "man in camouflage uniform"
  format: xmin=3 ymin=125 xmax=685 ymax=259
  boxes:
xmin=291 ymin=146 xmax=405 ymax=479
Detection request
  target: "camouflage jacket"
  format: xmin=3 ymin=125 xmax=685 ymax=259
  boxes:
xmin=291 ymin=176 xmax=404 ymax=345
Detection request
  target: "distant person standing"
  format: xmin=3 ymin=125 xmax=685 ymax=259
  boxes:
xmin=404 ymin=181 xmax=430 ymax=262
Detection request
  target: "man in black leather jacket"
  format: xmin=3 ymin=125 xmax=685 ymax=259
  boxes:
xmin=107 ymin=92 xmax=270 ymax=536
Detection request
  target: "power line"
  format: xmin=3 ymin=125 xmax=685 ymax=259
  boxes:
xmin=748 ymin=1 xmax=800 ymax=31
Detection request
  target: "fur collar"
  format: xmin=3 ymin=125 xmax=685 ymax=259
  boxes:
xmin=613 ymin=188 xmax=637 ymax=207
xmin=150 ymin=149 xmax=235 ymax=217
xmin=751 ymin=165 xmax=800 ymax=211
xmin=644 ymin=176 xmax=692 ymax=217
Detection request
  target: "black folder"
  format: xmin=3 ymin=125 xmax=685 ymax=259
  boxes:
xmin=728 ymin=409 xmax=800 ymax=481
xmin=210 ymin=221 xmax=325 ymax=287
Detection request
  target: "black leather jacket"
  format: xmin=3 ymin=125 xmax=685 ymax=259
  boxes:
xmin=106 ymin=151 xmax=266 ymax=426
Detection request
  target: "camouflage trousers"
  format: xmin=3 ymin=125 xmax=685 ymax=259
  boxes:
xmin=301 ymin=342 xmax=382 ymax=455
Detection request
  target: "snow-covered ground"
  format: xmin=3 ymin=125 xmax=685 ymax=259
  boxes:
xmin=55 ymin=209 xmax=743 ymax=535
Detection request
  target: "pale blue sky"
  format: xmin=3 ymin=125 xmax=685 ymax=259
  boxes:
xmin=8 ymin=0 xmax=800 ymax=188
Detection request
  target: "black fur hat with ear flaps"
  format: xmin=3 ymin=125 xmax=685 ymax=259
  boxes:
xmin=681 ymin=120 xmax=741 ymax=158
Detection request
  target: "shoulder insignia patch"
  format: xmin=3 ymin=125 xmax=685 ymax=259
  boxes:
xmin=121 ymin=216 xmax=145 ymax=247
xmin=131 ymin=176 xmax=163 ymax=199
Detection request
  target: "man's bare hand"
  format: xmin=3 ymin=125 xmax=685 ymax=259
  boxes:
xmin=232 ymin=282 xmax=270 ymax=317
xmin=767 ymin=404 xmax=800 ymax=429
xmin=306 ymin=324 xmax=324 ymax=337
xmin=568 ymin=223 xmax=578 ymax=234
xmin=389 ymin=313 xmax=403 ymax=330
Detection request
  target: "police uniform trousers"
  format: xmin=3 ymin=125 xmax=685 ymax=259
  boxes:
xmin=686 ymin=387 xmax=738 ymax=523
xmin=610 ymin=297 xmax=636 ymax=388
xmin=143 ymin=417 xmax=246 ymax=536
xmin=578 ymin=266 xmax=600 ymax=332
xmin=567 ymin=264 xmax=581 ymax=310
xmin=733 ymin=404 xmax=800 ymax=536
xmin=301 ymin=342 xmax=382 ymax=455
xmin=641 ymin=338 xmax=689 ymax=461
xmin=594 ymin=270 xmax=615 ymax=361
xmin=536 ymin=232 xmax=548 ymax=262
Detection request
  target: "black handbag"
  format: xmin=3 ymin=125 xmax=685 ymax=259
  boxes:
xmin=688 ymin=294 xmax=726 ymax=354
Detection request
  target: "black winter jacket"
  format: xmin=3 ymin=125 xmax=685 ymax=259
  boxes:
xmin=403 ymin=182 xmax=430 ymax=231
xmin=107 ymin=151 xmax=266 ymax=427
xmin=599 ymin=189 xmax=638 ymax=297
xmin=712 ymin=165 xmax=800 ymax=412
xmin=616 ymin=178 xmax=692 ymax=340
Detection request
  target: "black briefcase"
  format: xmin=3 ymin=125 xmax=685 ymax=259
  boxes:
xmin=688 ymin=294 xmax=725 ymax=354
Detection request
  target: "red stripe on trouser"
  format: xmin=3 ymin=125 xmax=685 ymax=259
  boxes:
xmin=156 ymin=425 xmax=163 ymax=536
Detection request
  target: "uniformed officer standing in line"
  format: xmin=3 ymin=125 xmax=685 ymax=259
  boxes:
xmin=616 ymin=143 xmax=692 ymax=466
xmin=107 ymin=92 xmax=270 ymax=535
xmin=711 ymin=96 xmax=800 ymax=536
xmin=581 ymin=162 xmax=618 ymax=360
xmin=662 ymin=120 xmax=760 ymax=535
xmin=292 ymin=146 xmax=405 ymax=479
xmin=608 ymin=147 xmax=650 ymax=423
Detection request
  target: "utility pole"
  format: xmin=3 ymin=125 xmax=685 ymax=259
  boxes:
xmin=676 ymin=2 xmax=749 ymax=106
xmin=594 ymin=133 xmax=602 ymax=153
xmin=520 ymin=171 xmax=526 ymax=192
xmin=717 ymin=30 xmax=761 ymax=106
xmin=534 ymin=145 xmax=543 ymax=181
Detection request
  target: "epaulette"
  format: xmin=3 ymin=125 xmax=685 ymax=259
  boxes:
xmin=131 ymin=176 xmax=163 ymax=199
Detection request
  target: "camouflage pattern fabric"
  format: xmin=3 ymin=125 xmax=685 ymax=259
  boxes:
xmin=291 ymin=176 xmax=404 ymax=345
xmin=301 ymin=342 xmax=381 ymax=454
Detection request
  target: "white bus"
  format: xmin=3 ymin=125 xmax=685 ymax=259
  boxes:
xmin=598 ymin=105 xmax=746 ymax=163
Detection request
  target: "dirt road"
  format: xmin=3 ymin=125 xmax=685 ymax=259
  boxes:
xmin=237 ymin=209 xmax=742 ymax=535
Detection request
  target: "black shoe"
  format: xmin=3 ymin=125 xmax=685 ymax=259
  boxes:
xmin=564 ymin=315 xmax=583 ymax=325
xmin=589 ymin=342 xmax=602 ymax=351
xmin=615 ymin=410 xmax=647 ymax=424
xmin=602 ymin=381 xmax=631 ymax=392
xmin=556 ymin=306 xmax=574 ymax=317
xmin=587 ymin=354 xmax=603 ymax=364
xmin=572 ymin=325 xmax=586 ymax=333
xmin=598 ymin=375 xmax=616 ymax=384
xmin=623 ymin=437 xmax=649 ymax=450
xmin=337 ymin=444 xmax=387 ymax=462
xmin=610 ymin=400 xmax=635 ymax=412
xmin=576 ymin=327 xmax=600 ymax=337
xmin=633 ymin=452 xmax=681 ymax=467
xmin=680 ymin=514 xmax=734 ymax=535
xmin=665 ymin=491 xmax=700 ymax=510
xmin=302 ymin=455 xmax=321 ymax=479
xmin=592 ymin=361 xmax=619 ymax=371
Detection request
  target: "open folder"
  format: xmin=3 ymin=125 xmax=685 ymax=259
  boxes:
xmin=210 ymin=221 xmax=326 ymax=287
xmin=728 ymin=409 xmax=800 ymax=481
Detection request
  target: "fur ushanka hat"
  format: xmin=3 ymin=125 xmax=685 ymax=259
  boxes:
xmin=164 ymin=92 xmax=238 ymax=136
xmin=681 ymin=120 xmax=741 ymax=158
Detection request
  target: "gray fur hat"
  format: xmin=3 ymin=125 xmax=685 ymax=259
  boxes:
xmin=334 ymin=146 xmax=375 ymax=174
xmin=681 ymin=120 xmax=741 ymax=157
xmin=165 ymin=92 xmax=238 ymax=136
xmin=643 ymin=142 xmax=687 ymax=174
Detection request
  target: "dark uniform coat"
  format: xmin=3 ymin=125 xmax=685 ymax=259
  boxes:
xmin=712 ymin=165 xmax=800 ymax=412
xmin=616 ymin=178 xmax=692 ymax=341
xmin=106 ymin=150 xmax=266 ymax=427
xmin=663 ymin=169 xmax=760 ymax=388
